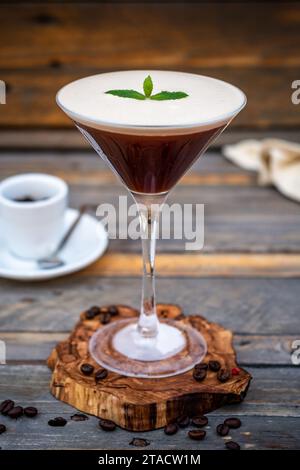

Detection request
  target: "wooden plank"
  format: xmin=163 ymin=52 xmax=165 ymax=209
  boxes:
xmin=0 ymin=151 xmax=255 ymax=186
xmin=0 ymin=3 xmax=298 ymax=67
xmin=0 ymin=277 xmax=299 ymax=335
xmin=1 ymin=152 xmax=300 ymax=253
xmin=1 ymin=130 xmax=300 ymax=149
xmin=1 ymin=332 xmax=297 ymax=366
xmin=67 ymin=252 xmax=300 ymax=278
xmin=2 ymin=4 xmax=299 ymax=69
xmin=0 ymin=168 xmax=254 ymax=187
xmin=0 ymin=366 xmax=298 ymax=416
xmin=0 ymin=366 xmax=299 ymax=449
xmin=1 ymin=67 xmax=298 ymax=129
xmin=0 ymin=3 xmax=299 ymax=128
xmin=0 ymin=151 xmax=255 ymax=178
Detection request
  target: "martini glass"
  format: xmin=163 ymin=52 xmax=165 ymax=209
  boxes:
xmin=57 ymin=71 xmax=246 ymax=378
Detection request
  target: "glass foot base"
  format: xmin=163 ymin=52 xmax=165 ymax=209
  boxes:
xmin=89 ymin=318 xmax=207 ymax=378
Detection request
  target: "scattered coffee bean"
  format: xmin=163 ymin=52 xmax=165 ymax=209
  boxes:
xmin=86 ymin=306 xmax=100 ymax=319
xmin=193 ymin=368 xmax=207 ymax=382
xmin=70 ymin=413 xmax=89 ymax=422
xmin=100 ymin=312 xmax=111 ymax=325
xmin=217 ymin=368 xmax=231 ymax=383
xmin=224 ymin=417 xmax=242 ymax=429
xmin=177 ymin=414 xmax=190 ymax=428
xmin=108 ymin=305 xmax=118 ymax=316
xmin=80 ymin=363 xmax=94 ymax=376
xmin=7 ymin=406 xmax=23 ymax=419
xmin=216 ymin=423 xmax=230 ymax=436
xmin=225 ymin=441 xmax=240 ymax=450
xmin=24 ymin=407 xmax=38 ymax=418
xmin=209 ymin=360 xmax=221 ymax=372
xmin=194 ymin=362 xmax=208 ymax=371
xmin=0 ymin=424 xmax=6 ymax=434
xmin=192 ymin=415 xmax=208 ymax=427
xmin=164 ymin=422 xmax=178 ymax=435
xmin=231 ymin=367 xmax=240 ymax=376
xmin=188 ymin=430 xmax=206 ymax=441
xmin=0 ymin=399 xmax=14 ymax=415
xmin=130 ymin=438 xmax=150 ymax=447
xmin=95 ymin=368 xmax=108 ymax=382
xmin=175 ymin=313 xmax=185 ymax=320
xmin=48 ymin=417 xmax=67 ymax=427
xmin=99 ymin=418 xmax=116 ymax=431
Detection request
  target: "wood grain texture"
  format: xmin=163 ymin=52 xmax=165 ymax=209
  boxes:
xmin=1 ymin=366 xmax=299 ymax=417
xmin=1 ymin=68 xmax=298 ymax=129
xmin=0 ymin=277 xmax=300 ymax=335
xmin=1 ymin=130 xmax=300 ymax=149
xmin=0 ymin=366 xmax=299 ymax=449
xmin=1 ymin=152 xmax=300 ymax=253
xmin=0 ymin=3 xmax=299 ymax=129
xmin=0 ymin=149 xmax=299 ymax=448
xmin=2 ymin=332 xmax=297 ymax=366
xmin=77 ymin=253 xmax=300 ymax=278
xmin=47 ymin=304 xmax=251 ymax=431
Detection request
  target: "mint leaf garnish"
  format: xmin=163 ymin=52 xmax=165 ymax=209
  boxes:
xmin=143 ymin=75 xmax=153 ymax=98
xmin=105 ymin=76 xmax=188 ymax=101
xmin=150 ymin=91 xmax=188 ymax=101
xmin=105 ymin=89 xmax=146 ymax=100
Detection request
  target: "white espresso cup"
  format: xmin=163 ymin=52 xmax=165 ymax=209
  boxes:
xmin=0 ymin=173 xmax=68 ymax=260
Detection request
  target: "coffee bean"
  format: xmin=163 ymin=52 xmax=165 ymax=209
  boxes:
xmin=0 ymin=424 xmax=6 ymax=434
xmin=70 ymin=413 xmax=89 ymax=422
xmin=176 ymin=313 xmax=186 ymax=320
xmin=188 ymin=430 xmax=206 ymax=441
xmin=217 ymin=368 xmax=231 ymax=383
xmin=86 ymin=306 xmax=100 ymax=319
xmin=216 ymin=423 xmax=230 ymax=436
xmin=108 ymin=305 xmax=118 ymax=316
xmin=164 ymin=423 xmax=178 ymax=435
xmin=24 ymin=407 xmax=38 ymax=418
xmin=224 ymin=417 xmax=242 ymax=429
xmin=177 ymin=414 xmax=190 ymax=428
xmin=7 ymin=406 xmax=23 ymax=419
xmin=100 ymin=312 xmax=111 ymax=325
xmin=193 ymin=368 xmax=207 ymax=382
xmin=209 ymin=360 xmax=221 ymax=372
xmin=48 ymin=417 xmax=67 ymax=427
xmin=192 ymin=415 xmax=208 ymax=427
xmin=194 ymin=362 xmax=208 ymax=371
xmin=0 ymin=399 xmax=14 ymax=415
xmin=225 ymin=441 xmax=240 ymax=450
xmin=130 ymin=438 xmax=150 ymax=447
xmin=80 ymin=363 xmax=94 ymax=376
xmin=99 ymin=418 xmax=116 ymax=431
xmin=95 ymin=368 xmax=108 ymax=382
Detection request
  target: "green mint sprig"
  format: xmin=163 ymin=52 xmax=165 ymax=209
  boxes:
xmin=105 ymin=75 xmax=188 ymax=101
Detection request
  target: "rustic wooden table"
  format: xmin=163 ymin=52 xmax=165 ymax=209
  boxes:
xmin=0 ymin=149 xmax=299 ymax=450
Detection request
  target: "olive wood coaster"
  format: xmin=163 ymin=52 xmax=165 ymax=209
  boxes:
xmin=47 ymin=304 xmax=251 ymax=431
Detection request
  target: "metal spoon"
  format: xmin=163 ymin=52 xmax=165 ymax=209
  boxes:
xmin=37 ymin=205 xmax=89 ymax=270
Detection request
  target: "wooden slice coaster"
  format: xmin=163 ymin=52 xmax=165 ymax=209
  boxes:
xmin=47 ymin=304 xmax=251 ymax=431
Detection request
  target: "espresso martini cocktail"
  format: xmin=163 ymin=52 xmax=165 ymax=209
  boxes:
xmin=57 ymin=71 xmax=246 ymax=378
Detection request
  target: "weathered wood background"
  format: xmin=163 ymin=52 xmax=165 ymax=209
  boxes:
xmin=0 ymin=2 xmax=299 ymax=132
xmin=0 ymin=151 xmax=300 ymax=449
xmin=0 ymin=2 xmax=299 ymax=451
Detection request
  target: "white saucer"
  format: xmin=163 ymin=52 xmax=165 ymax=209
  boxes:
xmin=0 ymin=208 xmax=108 ymax=281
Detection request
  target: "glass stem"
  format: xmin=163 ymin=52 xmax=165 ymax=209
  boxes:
xmin=133 ymin=193 xmax=166 ymax=339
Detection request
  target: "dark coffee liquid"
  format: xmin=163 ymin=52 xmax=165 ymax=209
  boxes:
xmin=77 ymin=123 xmax=224 ymax=194
xmin=12 ymin=196 xmax=49 ymax=203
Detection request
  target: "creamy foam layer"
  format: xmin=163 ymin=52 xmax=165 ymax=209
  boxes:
xmin=57 ymin=71 xmax=246 ymax=134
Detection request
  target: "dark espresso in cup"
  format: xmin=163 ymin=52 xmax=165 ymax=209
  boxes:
xmin=11 ymin=195 xmax=50 ymax=203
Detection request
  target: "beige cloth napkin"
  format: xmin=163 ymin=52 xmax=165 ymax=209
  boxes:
xmin=223 ymin=139 xmax=300 ymax=202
